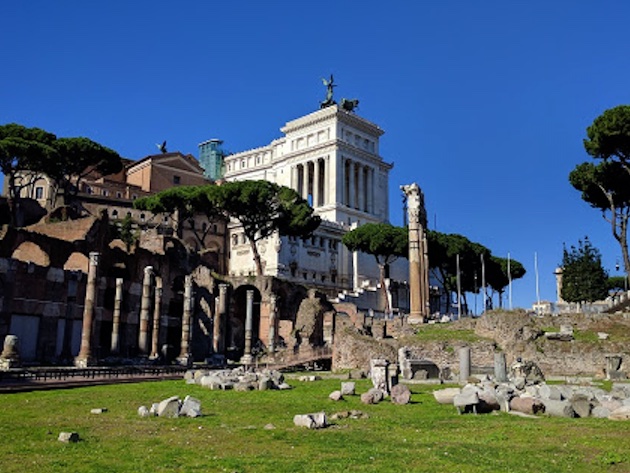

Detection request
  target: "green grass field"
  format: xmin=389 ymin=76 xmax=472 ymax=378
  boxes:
xmin=1 ymin=378 xmax=629 ymax=472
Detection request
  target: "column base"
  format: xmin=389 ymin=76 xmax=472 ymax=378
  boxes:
xmin=74 ymin=355 xmax=96 ymax=368
xmin=176 ymin=354 xmax=193 ymax=367
xmin=240 ymin=354 xmax=254 ymax=366
xmin=407 ymin=312 xmax=425 ymax=325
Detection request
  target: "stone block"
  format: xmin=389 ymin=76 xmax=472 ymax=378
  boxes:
xmin=293 ymin=412 xmax=327 ymax=429
xmin=329 ymin=390 xmax=344 ymax=401
xmin=180 ymin=396 xmax=202 ymax=418
xmin=90 ymin=408 xmax=108 ymax=414
xmin=433 ymin=387 xmax=461 ymax=404
xmin=157 ymin=396 xmax=181 ymax=418
xmin=341 ymin=382 xmax=356 ymax=396
xmin=539 ymin=384 xmax=562 ymax=401
xmin=542 ymin=399 xmax=576 ymax=418
xmin=390 ymin=384 xmax=411 ymax=405
xmin=58 ymin=432 xmax=79 ymax=443
xmin=609 ymin=405 xmax=630 ymax=420
xmin=138 ymin=406 xmax=150 ymax=417
xmin=509 ymin=397 xmax=545 ymax=415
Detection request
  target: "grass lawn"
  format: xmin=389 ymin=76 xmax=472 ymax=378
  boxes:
xmin=1 ymin=377 xmax=629 ymax=472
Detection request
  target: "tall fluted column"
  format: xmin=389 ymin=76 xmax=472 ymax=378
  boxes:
xmin=357 ymin=164 xmax=365 ymax=211
xmin=138 ymin=266 xmax=153 ymax=356
xmin=290 ymin=165 xmax=297 ymax=192
xmin=366 ymin=167 xmax=373 ymax=214
xmin=348 ymin=160 xmax=356 ymax=209
xmin=240 ymin=290 xmax=254 ymax=365
xmin=75 ymin=252 xmax=99 ymax=367
xmin=150 ymin=276 xmax=162 ymax=359
xmin=111 ymin=277 xmax=123 ymax=355
xmin=178 ymin=275 xmax=193 ymax=365
xmin=213 ymin=283 xmax=228 ymax=353
xmin=268 ymin=294 xmax=277 ymax=353
xmin=313 ymin=159 xmax=320 ymax=207
xmin=304 ymin=161 xmax=311 ymax=202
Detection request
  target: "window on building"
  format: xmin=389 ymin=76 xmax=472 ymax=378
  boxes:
xmin=112 ymin=210 xmax=118 ymax=218
xmin=132 ymin=194 xmax=138 ymax=200
xmin=140 ymin=213 xmax=145 ymax=222
xmin=173 ymin=175 xmax=181 ymax=185
xmin=116 ymin=191 xmax=122 ymax=198
xmin=35 ymin=186 xmax=43 ymax=199
xmin=102 ymin=189 xmax=109 ymax=197
xmin=232 ymin=235 xmax=238 ymax=246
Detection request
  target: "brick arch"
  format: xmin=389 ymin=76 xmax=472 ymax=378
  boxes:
xmin=332 ymin=302 xmax=363 ymax=329
xmin=63 ymin=252 xmax=89 ymax=272
xmin=11 ymin=241 xmax=50 ymax=267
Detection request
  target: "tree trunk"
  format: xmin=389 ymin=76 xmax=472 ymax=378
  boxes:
xmin=249 ymin=238 xmax=264 ymax=276
xmin=378 ymin=262 xmax=390 ymax=316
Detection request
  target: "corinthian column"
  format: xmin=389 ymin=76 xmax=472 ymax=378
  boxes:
xmin=401 ymin=183 xmax=429 ymax=324
xmin=178 ymin=275 xmax=193 ymax=366
xmin=111 ymin=277 xmax=123 ymax=355
xmin=240 ymin=290 xmax=254 ymax=365
xmin=213 ymin=283 xmax=228 ymax=353
xmin=138 ymin=266 xmax=153 ymax=356
xmin=150 ymin=276 xmax=162 ymax=359
xmin=268 ymin=294 xmax=277 ymax=353
xmin=75 ymin=252 xmax=99 ymax=367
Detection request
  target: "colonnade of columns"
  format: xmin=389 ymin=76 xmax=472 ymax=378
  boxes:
xmin=291 ymin=158 xmax=328 ymax=207
xmin=290 ymin=157 xmax=376 ymax=214
xmin=72 ymin=254 xmax=282 ymax=368
xmin=74 ymin=254 xmax=195 ymax=367
xmin=341 ymin=158 xmax=375 ymax=213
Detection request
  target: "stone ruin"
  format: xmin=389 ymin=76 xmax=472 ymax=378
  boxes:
xmin=138 ymin=395 xmax=202 ymax=418
xmin=433 ymin=355 xmax=630 ymax=420
xmin=0 ymin=335 xmax=20 ymax=370
xmin=184 ymin=366 xmax=292 ymax=391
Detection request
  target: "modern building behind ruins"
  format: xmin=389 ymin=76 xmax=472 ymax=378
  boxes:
xmin=211 ymin=104 xmax=410 ymax=312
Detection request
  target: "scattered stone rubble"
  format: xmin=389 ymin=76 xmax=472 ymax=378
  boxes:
xmin=138 ymin=395 xmax=202 ymax=418
xmin=433 ymin=359 xmax=630 ymax=420
xmin=293 ymin=412 xmax=327 ymax=429
xmin=184 ymin=367 xmax=291 ymax=391
xmin=58 ymin=432 xmax=80 ymax=443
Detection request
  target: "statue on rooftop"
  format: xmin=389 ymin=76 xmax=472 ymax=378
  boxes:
xmin=320 ymin=74 xmax=337 ymax=108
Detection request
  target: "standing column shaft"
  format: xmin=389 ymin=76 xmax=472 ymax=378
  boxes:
xmin=366 ymin=167 xmax=373 ymax=214
xmin=241 ymin=290 xmax=254 ymax=364
xmin=402 ymin=183 xmax=428 ymax=324
xmin=494 ymin=352 xmax=508 ymax=382
xmin=150 ymin=276 xmax=162 ymax=359
xmin=213 ymin=284 xmax=228 ymax=353
xmin=179 ymin=275 xmax=193 ymax=362
xmin=111 ymin=277 xmax=123 ymax=355
xmin=357 ymin=164 xmax=365 ymax=211
xmin=268 ymin=294 xmax=277 ymax=353
xmin=348 ymin=160 xmax=356 ymax=209
xmin=305 ymin=161 xmax=311 ymax=202
xmin=138 ymin=266 xmax=153 ymax=356
xmin=459 ymin=347 xmax=471 ymax=385
xmin=76 ymin=252 xmax=99 ymax=366
xmin=313 ymin=159 xmax=320 ymax=207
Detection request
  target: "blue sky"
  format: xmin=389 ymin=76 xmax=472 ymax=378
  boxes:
xmin=3 ymin=1 xmax=630 ymax=311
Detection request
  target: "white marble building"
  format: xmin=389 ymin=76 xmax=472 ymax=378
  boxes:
xmin=222 ymin=105 xmax=406 ymax=297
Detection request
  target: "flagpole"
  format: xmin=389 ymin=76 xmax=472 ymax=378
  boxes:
xmin=534 ymin=252 xmax=541 ymax=313
xmin=456 ymin=254 xmax=462 ymax=319
xmin=508 ymin=252 xmax=512 ymax=310
xmin=481 ymin=253 xmax=486 ymax=313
